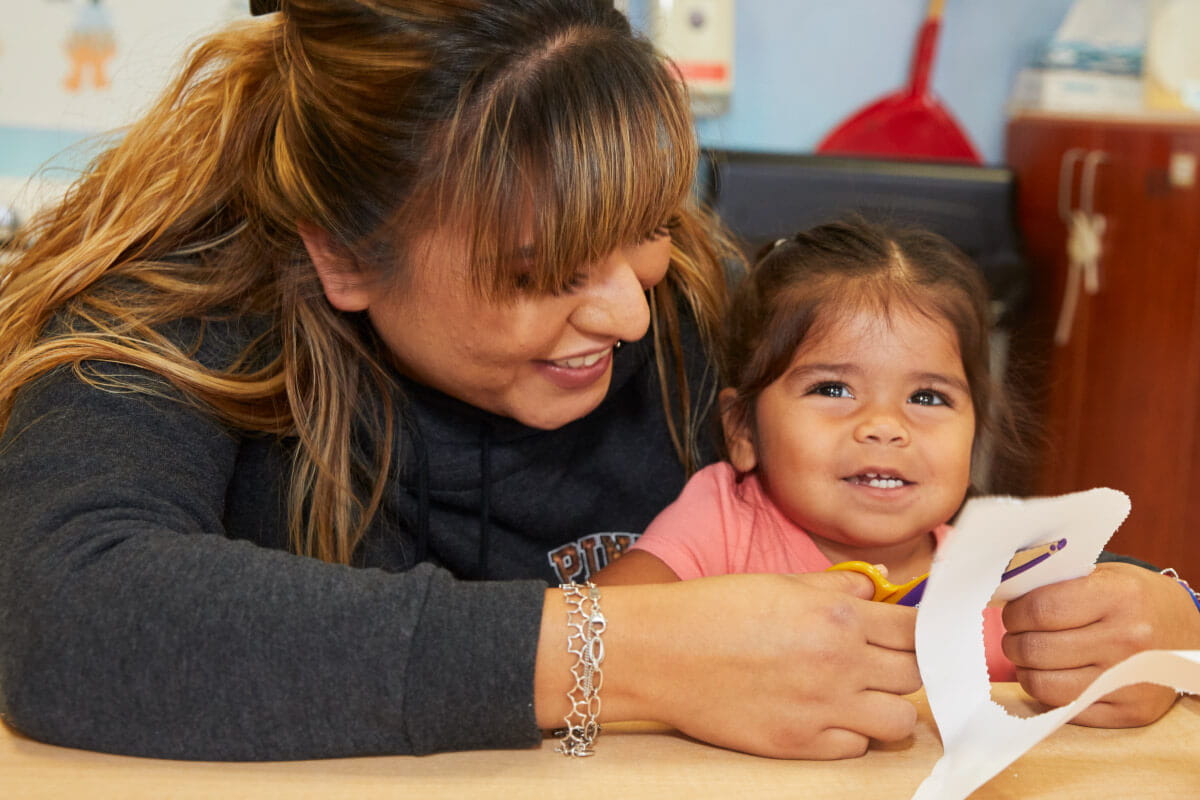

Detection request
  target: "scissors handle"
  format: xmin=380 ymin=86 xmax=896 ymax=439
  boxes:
xmin=826 ymin=539 xmax=1069 ymax=607
xmin=826 ymin=561 xmax=926 ymax=605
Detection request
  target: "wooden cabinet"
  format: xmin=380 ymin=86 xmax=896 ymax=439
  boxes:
xmin=1006 ymin=113 xmax=1200 ymax=577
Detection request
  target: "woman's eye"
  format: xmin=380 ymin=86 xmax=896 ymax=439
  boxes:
xmin=638 ymin=216 xmax=679 ymax=245
xmin=554 ymin=271 xmax=588 ymax=295
xmin=909 ymin=389 xmax=950 ymax=407
xmin=809 ymin=382 xmax=853 ymax=399
xmin=636 ymin=226 xmax=670 ymax=245
xmin=511 ymin=270 xmax=587 ymax=295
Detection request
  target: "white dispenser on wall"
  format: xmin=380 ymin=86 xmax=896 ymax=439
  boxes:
xmin=651 ymin=0 xmax=735 ymax=117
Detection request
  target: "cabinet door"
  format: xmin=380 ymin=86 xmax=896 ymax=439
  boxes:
xmin=1008 ymin=116 xmax=1200 ymax=576
xmin=1006 ymin=118 xmax=1106 ymax=496
xmin=1072 ymin=124 xmax=1200 ymax=571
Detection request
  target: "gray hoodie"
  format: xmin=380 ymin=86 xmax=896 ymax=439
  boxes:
xmin=0 ymin=312 xmax=718 ymax=760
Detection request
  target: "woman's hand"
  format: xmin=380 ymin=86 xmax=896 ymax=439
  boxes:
xmin=1002 ymin=561 xmax=1200 ymax=727
xmin=536 ymin=570 xmax=920 ymax=759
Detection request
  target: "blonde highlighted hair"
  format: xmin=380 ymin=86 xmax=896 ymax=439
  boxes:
xmin=0 ymin=0 xmax=736 ymax=564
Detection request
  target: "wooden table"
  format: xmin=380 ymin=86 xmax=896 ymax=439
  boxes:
xmin=3 ymin=686 xmax=1197 ymax=799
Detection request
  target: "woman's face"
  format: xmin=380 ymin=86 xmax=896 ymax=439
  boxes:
xmin=365 ymin=228 xmax=673 ymax=429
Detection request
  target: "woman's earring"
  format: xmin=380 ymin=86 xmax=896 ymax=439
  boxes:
xmin=614 ymin=340 xmax=624 ymax=350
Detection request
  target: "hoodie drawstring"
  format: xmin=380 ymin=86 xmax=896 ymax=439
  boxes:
xmin=405 ymin=411 xmax=494 ymax=580
xmin=407 ymin=416 xmax=431 ymax=565
xmin=477 ymin=422 xmax=492 ymax=580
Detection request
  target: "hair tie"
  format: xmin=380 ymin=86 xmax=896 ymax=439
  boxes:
xmin=250 ymin=0 xmax=281 ymax=16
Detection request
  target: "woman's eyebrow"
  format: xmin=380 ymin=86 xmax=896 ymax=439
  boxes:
xmin=498 ymin=244 xmax=537 ymax=268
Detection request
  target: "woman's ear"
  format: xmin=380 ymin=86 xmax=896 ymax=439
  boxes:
xmin=719 ymin=388 xmax=758 ymax=473
xmin=298 ymin=222 xmax=372 ymax=312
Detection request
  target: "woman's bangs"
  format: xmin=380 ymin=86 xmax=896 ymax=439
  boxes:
xmin=451 ymin=40 xmax=697 ymax=298
xmin=543 ymin=63 xmax=696 ymax=280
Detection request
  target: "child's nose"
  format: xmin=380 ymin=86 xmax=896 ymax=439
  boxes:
xmin=853 ymin=410 xmax=910 ymax=446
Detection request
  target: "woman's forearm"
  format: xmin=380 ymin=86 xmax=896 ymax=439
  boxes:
xmin=534 ymin=573 xmax=923 ymax=759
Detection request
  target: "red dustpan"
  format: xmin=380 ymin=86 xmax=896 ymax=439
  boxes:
xmin=816 ymin=0 xmax=982 ymax=164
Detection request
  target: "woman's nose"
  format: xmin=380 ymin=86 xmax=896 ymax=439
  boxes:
xmin=569 ymin=250 xmax=655 ymax=342
xmin=853 ymin=408 xmax=910 ymax=446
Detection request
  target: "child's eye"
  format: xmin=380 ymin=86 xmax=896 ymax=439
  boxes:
xmin=808 ymin=382 xmax=854 ymax=399
xmin=909 ymin=389 xmax=950 ymax=407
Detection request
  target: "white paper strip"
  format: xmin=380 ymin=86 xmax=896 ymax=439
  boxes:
xmin=910 ymin=489 xmax=1200 ymax=799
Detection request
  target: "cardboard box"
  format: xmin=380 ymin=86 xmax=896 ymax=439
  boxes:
xmin=1008 ymin=67 xmax=1145 ymax=114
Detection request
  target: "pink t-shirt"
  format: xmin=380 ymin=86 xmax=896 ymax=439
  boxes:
xmin=632 ymin=462 xmax=1016 ymax=682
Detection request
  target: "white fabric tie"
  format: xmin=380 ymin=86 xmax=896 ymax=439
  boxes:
xmin=1054 ymin=208 xmax=1106 ymax=346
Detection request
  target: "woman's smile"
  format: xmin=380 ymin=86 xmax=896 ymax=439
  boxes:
xmin=537 ymin=346 xmax=615 ymax=390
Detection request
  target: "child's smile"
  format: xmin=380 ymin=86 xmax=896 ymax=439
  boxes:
xmin=724 ymin=303 xmax=975 ymax=569
xmin=843 ymin=470 xmax=912 ymax=490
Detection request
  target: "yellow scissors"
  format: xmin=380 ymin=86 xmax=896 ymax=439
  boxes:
xmin=827 ymin=538 xmax=1068 ymax=607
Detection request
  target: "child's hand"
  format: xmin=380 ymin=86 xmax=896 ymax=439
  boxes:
xmin=1001 ymin=561 xmax=1200 ymax=727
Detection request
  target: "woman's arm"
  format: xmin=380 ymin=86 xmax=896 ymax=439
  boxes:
xmin=1002 ymin=560 xmax=1200 ymax=727
xmin=535 ymin=571 xmax=922 ymax=760
xmin=0 ymin=363 xmax=548 ymax=760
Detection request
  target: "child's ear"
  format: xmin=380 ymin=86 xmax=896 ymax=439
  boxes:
xmin=298 ymin=222 xmax=372 ymax=312
xmin=719 ymin=388 xmax=758 ymax=473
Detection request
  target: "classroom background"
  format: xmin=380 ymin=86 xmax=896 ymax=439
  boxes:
xmin=0 ymin=0 xmax=1075 ymax=221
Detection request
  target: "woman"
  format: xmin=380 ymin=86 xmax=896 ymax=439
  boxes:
xmin=0 ymin=0 xmax=1189 ymax=763
xmin=0 ymin=0 xmax=920 ymax=761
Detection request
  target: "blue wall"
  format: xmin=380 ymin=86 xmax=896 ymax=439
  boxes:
xmin=630 ymin=0 xmax=1075 ymax=166
xmin=2 ymin=0 xmax=1075 ymax=185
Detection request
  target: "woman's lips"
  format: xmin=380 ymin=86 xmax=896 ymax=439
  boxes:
xmin=551 ymin=349 xmax=609 ymax=370
xmin=537 ymin=347 xmax=613 ymax=390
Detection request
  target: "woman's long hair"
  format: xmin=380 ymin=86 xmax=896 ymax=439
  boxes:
xmin=0 ymin=0 xmax=736 ymax=564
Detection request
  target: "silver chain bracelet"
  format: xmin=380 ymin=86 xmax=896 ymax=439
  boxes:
xmin=554 ymin=581 xmax=606 ymax=757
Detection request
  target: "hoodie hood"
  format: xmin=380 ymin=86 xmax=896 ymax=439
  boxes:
xmin=373 ymin=318 xmax=718 ymax=584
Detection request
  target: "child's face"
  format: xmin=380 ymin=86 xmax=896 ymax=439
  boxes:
xmin=724 ymin=305 xmax=975 ymax=558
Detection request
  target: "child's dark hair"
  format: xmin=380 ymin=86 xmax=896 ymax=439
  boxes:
xmin=721 ymin=216 xmax=1026 ymax=491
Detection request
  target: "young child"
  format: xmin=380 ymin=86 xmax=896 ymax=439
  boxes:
xmin=595 ymin=217 xmax=1020 ymax=680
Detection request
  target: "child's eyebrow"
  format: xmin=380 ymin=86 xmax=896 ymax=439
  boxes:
xmin=784 ymin=362 xmax=858 ymax=382
xmin=912 ymin=372 xmax=971 ymax=395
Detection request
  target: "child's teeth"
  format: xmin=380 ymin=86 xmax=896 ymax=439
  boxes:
xmin=854 ymin=472 xmax=904 ymax=488
xmin=867 ymin=478 xmax=903 ymax=489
